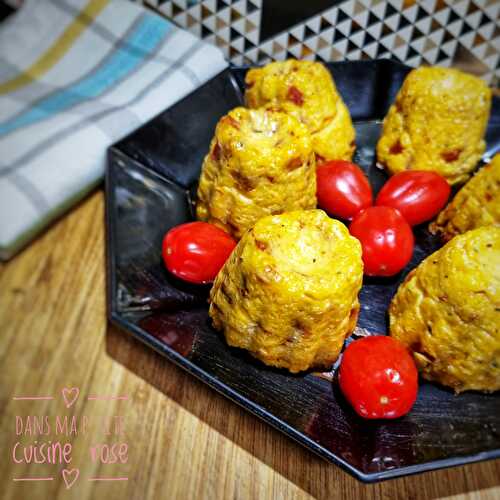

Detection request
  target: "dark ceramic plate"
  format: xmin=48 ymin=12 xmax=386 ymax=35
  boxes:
xmin=105 ymin=60 xmax=500 ymax=482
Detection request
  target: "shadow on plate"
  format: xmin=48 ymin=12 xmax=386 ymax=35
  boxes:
xmin=105 ymin=324 xmax=500 ymax=499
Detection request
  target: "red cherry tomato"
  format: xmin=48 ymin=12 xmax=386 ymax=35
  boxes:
xmin=162 ymin=222 xmax=236 ymax=284
xmin=349 ymin=206 xmax=414 ymax=277
xmin=339 ymin=336 xmax=418 ymax=419
xmin=316 ymin=160 xmax=373 ymax=220
xmin=376 ymin=171 xmax=451 ymax=226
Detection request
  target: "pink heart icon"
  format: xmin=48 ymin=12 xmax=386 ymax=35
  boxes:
xmin=62 ymin=468 xmax=79 ymax=489
xmin=61 ymin=387 xmax=79 ymax=408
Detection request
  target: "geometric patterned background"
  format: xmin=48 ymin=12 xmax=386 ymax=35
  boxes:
xmin=144 ymin=0 xmax=500 ymax=85
xmin=4 ymin=0 xmax=500 ymax=85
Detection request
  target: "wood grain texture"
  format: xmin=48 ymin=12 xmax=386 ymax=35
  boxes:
xmin=0 ymin=190 xmax=499 ymax=500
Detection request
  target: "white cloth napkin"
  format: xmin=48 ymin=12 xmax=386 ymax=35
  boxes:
xmin=0 ymin=0 xmax=228 ymax=259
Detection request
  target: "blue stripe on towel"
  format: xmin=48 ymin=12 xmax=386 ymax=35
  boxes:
xmin=0 ymin=14 xmax=171 ymax=136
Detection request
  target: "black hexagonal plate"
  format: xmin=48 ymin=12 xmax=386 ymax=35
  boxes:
xmin=105 ymin=60 xmax=500 ymax=482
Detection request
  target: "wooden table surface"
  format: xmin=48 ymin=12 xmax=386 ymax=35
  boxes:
xmin=1 ymin=189 xmax=499 ymax=500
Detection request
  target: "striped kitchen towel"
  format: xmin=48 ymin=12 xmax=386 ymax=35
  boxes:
xmin=0 ymin=0 xmax=228 ymax=260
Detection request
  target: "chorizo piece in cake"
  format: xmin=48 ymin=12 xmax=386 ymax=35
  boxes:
xmin=209 ymin=210 xmax=363 ymax=373
xmin=430 ymin=154 xmax=500 ymax=240
xmin=389 ymin=226 xmax=500 ymax=393
xmin=196 ymin=107 xmax=316 ymax=239
xmin=377 ymin=66 xmax=491 ymax=185
xmin=245 ymin=59 xmax=355 ymax=162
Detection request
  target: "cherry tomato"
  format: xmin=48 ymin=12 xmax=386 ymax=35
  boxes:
xmin=339 ymin=336 xmax=418 ymax=419
xmin=376 ymin=171 xmax=451 ymax=226
xmin=349 ymin=206 xmax=414 ymax=277
xmin=316 ymin=160 xmax=373 ymax=220
xmin=162 ymin=222 xmax=236 ymax=284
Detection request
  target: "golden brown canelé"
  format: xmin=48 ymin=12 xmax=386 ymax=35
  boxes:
xmin=245 ymin=59 xmax=355 ymax=162
xmin=196 ymin=107 xmax=317 ymax=239
xmin=430 ymin=154 xmax=500 ymax=241
xmin=389 ymin=226 xmax=500 ymax=393
xmin=377 ymin=66 xmax=491 ymax=185
xmin=209 ymin=210 xmax=363 ymax=373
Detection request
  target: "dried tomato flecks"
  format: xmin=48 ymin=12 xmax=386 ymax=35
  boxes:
xmin=287 ymin=86 xmax=304 ymax=106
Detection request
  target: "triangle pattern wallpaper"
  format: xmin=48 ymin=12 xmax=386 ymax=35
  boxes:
xmin=144 ymin=0 xmax=499 ymax=85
